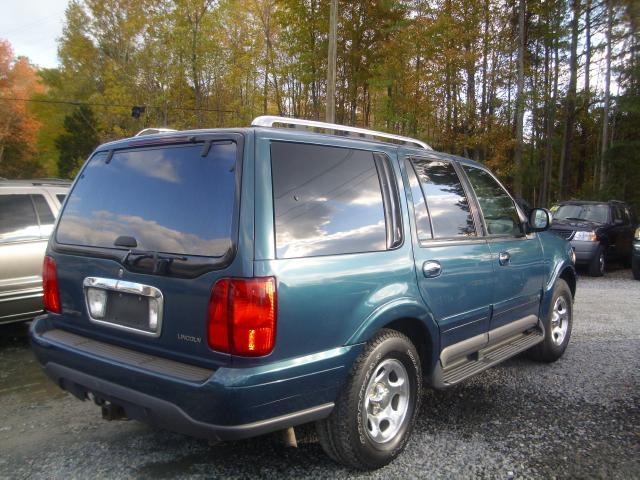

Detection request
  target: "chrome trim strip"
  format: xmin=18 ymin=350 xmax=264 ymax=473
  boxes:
xmin=440 ymin=333 xmax=488 ymax=368
xmin=251 ymin=115 xmax=432 ymax=150
xmin=83 ymin=277 xmax=163 ymax=338
xmin=440 ymin=314 xmax=540 ymax=368
xmin=487 ymin=314 xmax=538 ymax=344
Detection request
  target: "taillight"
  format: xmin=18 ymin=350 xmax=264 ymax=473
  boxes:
xmin=43 ymin=256 xmax=61 ymax=313
xmin=208 ymin=277 xmax=277 ymax=357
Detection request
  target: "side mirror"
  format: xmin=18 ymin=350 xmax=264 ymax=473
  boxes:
xmin=529 ymin=208 xmax=551 ymax=232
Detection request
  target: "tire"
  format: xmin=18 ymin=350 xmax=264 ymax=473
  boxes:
xmin=632 ymin=255 xmax=640 ymax=280
xmin=529 ymin=279 xmax=573 ymax=363
xmin=588 ymin=245 xmax=605 ymax=277
xmin=316 ymin=329 xmax=422 ymax=470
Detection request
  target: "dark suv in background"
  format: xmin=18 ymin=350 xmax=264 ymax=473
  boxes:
xmin=550 ymin=200 xmax=636 ymax=276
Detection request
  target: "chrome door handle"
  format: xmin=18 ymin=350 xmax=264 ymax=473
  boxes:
xmin=498 ymin=251 xmax=511 ymax=266
xmin=422 ymin=260 xmax=442 ymax=278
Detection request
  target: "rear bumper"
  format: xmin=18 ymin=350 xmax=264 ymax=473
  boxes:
xmin=569 ymin=240 xmax=600 ymax=263
xmin=30 ymin=315 xmax=362 ymax=441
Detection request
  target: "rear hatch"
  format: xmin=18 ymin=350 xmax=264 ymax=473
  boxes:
xmin=49 ymin=134 xmax=246 ymax=368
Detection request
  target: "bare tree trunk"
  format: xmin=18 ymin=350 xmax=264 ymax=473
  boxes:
xmin=542 ymin=26 xmax=560 ymax=206
xmin=577 ymin=0 xmax=592 ymax=191
xmin=558 ymin=0 xmax=580 ymax=197
xmin=513 ymin=0 xmax=526 ymax=197
xmin=600 ymin=0 xmax=613 ymax=191
xmin=326 ymin=0 xmax=337 ymax=123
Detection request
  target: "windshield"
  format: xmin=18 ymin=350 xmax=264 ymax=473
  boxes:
xmin=56 ymin=142 xmax=237 ymax=257
xmin=553 ymin=204 xmax=609 ymax=224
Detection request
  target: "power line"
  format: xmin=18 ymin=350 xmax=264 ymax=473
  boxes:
xmin=0 ymin=96 xmax=237 ymax=115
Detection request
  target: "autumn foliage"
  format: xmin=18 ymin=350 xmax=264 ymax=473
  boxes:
xmin=0 ymin=40 xmax=44 ymax=178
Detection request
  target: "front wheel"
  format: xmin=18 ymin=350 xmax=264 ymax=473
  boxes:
xmin=529 ymin=279 xmax=573 ymax=363
xmin=588 ymin=246 xmax=605 ymax=277
xmin=316 ymin=329 xmax=422 ymax=470
xmin=632 ymin=255 xmax=640 ymax=280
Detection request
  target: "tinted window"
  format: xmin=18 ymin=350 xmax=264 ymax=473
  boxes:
xmin=404 ymin=160 xmax=432 ymax=241
xmin=56 ymin=143 xmax=237 ymax=257
xmin=56 ymin=194 xmax=66 ymax=205
xmin=32 ymin=195 xmax=55 ymax=224
xmin=410 ymin=158 xmax=475 ymax=238
xmin=271 ymin=142 xmax=387 ymax=258
xmin=554 ymin=204 xmax=609 ymax=224
xmin=463 ymin=166 xmax=523 ymax=236
xmin=0 ymin=195 xmax=40 ymax=242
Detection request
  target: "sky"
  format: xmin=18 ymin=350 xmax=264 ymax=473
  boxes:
xmin=0 ymin=0 xmax=69 ymax=68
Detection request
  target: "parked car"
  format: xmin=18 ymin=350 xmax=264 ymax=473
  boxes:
xmin=0 ymin=179 xmax=70 ymax=324
xmin=30 ymin=117 xmax=576 ymax=470
xmin=633 ymin=226 xmax=640 ymax=280
xmin=549 ymin=200 xmax=636 ymax=276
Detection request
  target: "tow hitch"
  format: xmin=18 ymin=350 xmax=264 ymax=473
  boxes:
xmin=87 ymin=392 xmax=128 ymax=421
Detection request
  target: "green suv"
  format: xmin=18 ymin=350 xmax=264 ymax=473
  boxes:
xmin=30 ymin=117 xmax=576 ymax=469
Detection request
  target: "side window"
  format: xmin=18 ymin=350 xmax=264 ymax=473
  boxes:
xmin=271 ymin=142 xmax=387 ymax=258
xmin=32 ymin=195 xmax=55 ymax=223
xmin=0 ymin=195 xmax=40 ymax=243
xmin=462 ymin=165 xmax=523 ymax=237
xmin=31 ymin=194 xmax=56 ymax=237
xmin=625 ymin=207 xmax=635 ymax=225
xmin=612 ymin=206 xmax=624 ymax=224
xmin=56 ymin=194 xmax=66 ymax=205
xmin=410 ymin=158 xmax=476 ymax=238
xmin=404 ymin=160 xmax=432 ymax=241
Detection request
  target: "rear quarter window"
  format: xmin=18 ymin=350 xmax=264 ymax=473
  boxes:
xmin=271 ymin=142 xmax=387 ymax=258
xmin=0 ymin=194 xmax=40 ymax=242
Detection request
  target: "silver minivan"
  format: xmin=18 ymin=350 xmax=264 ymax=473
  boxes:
xmin=0 ymin=179 xmax=70 ymax=324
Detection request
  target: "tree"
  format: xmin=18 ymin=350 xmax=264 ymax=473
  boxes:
xmin=600 ymin=0 xmax=613 ymax=190
xmin=55 ymin=105 xmax=100 ymax=178
xmin=0 ymin=40 xmax=44 ymax=178
xmin=513 ymin=0 xmax=526 ymax=197
xmin=558 ymin=0 xmax=580 ymax=197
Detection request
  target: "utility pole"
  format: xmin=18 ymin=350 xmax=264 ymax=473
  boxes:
xmin=326 ymin=0 xmax=337 ymax=123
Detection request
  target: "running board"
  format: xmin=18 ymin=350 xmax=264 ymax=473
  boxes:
xmin=432 ymin=329 xmax=544 ymax=388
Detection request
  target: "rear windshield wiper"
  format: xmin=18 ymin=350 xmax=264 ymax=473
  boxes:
xmin=121 ymin=248 xmax=188 ymax=274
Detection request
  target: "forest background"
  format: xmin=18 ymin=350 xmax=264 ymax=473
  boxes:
xmin=0 ymin=0 xmax=638 ymax=210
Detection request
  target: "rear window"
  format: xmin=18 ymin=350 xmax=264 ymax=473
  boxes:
xmin=271 ymin=142 xmax=387 ymax=258
xmin=56 ymin=142 xmax=237 ymax=257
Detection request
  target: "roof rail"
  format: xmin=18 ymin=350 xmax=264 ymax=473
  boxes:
xmin=251 ymin=116 xmax=432 ymax=150
xmin=0 ymin=178 xmax=71 ymax=185
xmin=135 ymin=128 xmax=178 ymax=137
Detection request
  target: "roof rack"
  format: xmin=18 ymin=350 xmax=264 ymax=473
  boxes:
xmin=251 ymin=116 xmax=432 ymax=150
xmin=135 ymin=128 xmax=178 ymax=137
xmin=0 ymin=178 xmax=71 ymax=186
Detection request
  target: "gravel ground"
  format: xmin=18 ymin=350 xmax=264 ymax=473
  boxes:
xmin=1 ymin=267 xmax=638 ymax=479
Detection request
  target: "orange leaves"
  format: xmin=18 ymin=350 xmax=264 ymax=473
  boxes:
xmin=0 ymin=39 xmax=44 ymax=176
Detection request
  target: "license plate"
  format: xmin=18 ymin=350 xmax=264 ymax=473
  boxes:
xmin=84 ymin=277 xmax=163 ymax=337
xmin=104 ymin=291 xmax=151 ymax=331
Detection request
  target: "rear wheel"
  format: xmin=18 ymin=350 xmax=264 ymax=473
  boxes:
xmin=316 ymin=329 xmax=422 ymax=470
xmin=529 ymin=279 xmax=573 ymax=362
xmin=588 ymin=246 xmax=605 ymax=277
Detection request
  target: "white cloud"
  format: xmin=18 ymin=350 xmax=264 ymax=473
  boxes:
xmin=1 ymin=1 xmax=68 ymax=68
